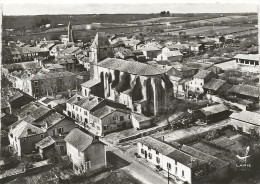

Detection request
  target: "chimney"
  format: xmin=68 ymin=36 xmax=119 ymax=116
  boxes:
xmin=162 ymin=136 xmax=165 ymax=141
xmin=77 ymin=96 xmax=81 ymax=101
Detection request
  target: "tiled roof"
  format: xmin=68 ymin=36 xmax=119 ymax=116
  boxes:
xmin=230 ymin=111 xmax=260 ymax=126
xmin=10 ymin=121 xmax=45 ymax=138
xmin=45 ymin=64 xmax=65 ymax=70
xmin=64 ymin=128 xmax=94 ymax=152
xmin=114 ymin=47 xmax=134 ymax=58
xmin=29 ymin=106 xmax=52 ymax=120
xmin=67 ymin=95 xmax=101 ymax=111
xmin=203 ymin=78 xmax=226 ymax=91
xmin=233 ymin=54 xmax=259 ymax=61
xmin=92 ymin=105 xmax=116 ymax=119
xmin=40 ymin=112 xmax=65 ymax=127
xmin=138 ymin=42 xmax=162 ymax=51
xmin=181 ymin=145 xmax=229 ymax=170
xmin=10 ymin=47 xmax=47 ymax=55
xmin=97 ymin=58 xmax=167 ymax=76
xmin=81 ymin=79 xmax=101 ymax=88
xmin=35 ymin=136 xmax=55 ymax=149
xmin=139 ymin=136 xmax=176 ymax=155
xmin=17 ymin=103 xmax=39 ymax=119
xmin=187 ymin=62 xmax=213 ymax=70
xmin=162 ymin=50 xmax=183 ymax=57
xmin=4 ymin=61 xmax=41 ymax=71
xmin=228 ymin=84 xmax=259 ymax=98
xmin=193 ymin=70 xmax=214 ymax=79
xmin=200 ymin=104 xmax=229 ymax=116
xmin=90 ymin=32 xmax=111 ymax=48
xmin=166 ymin=150 xmax=203 ymax=168
xmin=31 ymin=71 xmax=76 ymax=80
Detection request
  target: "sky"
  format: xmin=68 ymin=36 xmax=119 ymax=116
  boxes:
xmin=1 ymin=0 xmax=259 ymax=15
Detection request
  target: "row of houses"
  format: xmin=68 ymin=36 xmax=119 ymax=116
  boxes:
xmin=137 ymin=136 xmax=230 ymax=184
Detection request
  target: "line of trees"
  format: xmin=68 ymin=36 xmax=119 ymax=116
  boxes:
xmin=160 ymin=11 xmax=171 ymax=17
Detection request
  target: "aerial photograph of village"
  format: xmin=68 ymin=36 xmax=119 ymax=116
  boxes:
xmin=0 ymin=1 xmax=259 ymax=184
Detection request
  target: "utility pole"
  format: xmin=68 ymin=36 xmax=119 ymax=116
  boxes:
xmin=168 ymin=167 xmax=170 ymax=184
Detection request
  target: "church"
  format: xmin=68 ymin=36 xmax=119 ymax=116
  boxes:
xmin=85 ymin=32 xmax=174 ymax=116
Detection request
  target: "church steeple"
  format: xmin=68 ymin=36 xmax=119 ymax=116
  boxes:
xmin=68 ymin=22 xmax=74 ymax=43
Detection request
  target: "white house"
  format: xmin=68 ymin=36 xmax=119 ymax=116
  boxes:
xmin=186 ymin=70 xmax=217 ymax=94
xmin=8 ymin=121 xmax=46 ymax=156
xmin=137 ymin=136 xmax=208 ymax=184
xmin=157 ymin=47 xmax=183 ymax=62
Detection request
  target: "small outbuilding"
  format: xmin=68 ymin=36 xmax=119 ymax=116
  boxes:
xmin=131 ymin=112 xmax=152 ymax=130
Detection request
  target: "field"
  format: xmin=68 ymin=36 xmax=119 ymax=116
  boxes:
xmin=164 ymin=25 xmax=257 ymax=36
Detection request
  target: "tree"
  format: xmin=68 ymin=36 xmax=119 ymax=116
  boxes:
xmin=160 ymin=11 xmax=166 ymax=17
xmin=166 ymin=11 xmax=171 ymax=16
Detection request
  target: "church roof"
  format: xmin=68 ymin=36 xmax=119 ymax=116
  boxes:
xmin=97 ymin=58 xmax=167 ymax=76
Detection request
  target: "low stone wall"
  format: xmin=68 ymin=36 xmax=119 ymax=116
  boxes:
xmin=0 ymin=160 xmax=52 ymax=183
xmin=118 ymin=124 xmax=168 ymax=143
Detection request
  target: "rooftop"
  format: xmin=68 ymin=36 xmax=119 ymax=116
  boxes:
xmin=230 ymin=111 xmax=260 ymax=126
xmin=64 ymin=128 xmax=94 ymax=152
xmin=139 ymin=136 xmax=176 ymax=155
xmin=162 ymin=50 xmax=183 ymax=57
xmin=98 ymin=58 xmax=167 ymax=76
xmin=35 ymin=136 xmax=55 ymax=149
xmin=10 ymin=47 xmax=47 ymax=55
xmin=200 ymin=104 xmax=229 ymax=116
xmin=41 ymin=112 xmax=65 ymax=127
xmin=203 ymin=78 xmax=226 ymax=91
xmin=30 ymin=71 xmax=76 ymax=80
xmin=193 ymin=69 xmax=214 ymax=79
xmin=81 ymin=79 xmax=101 ymax=88
xmin=228 ymin=84 xmax=259 ymax=98
xmin=132 ymin=112 xmax=152 ymax=122
xmin=138 ymin=42 xmax=162 ymax=51
xmin=10 ymin=121 xmax=45 ymax=139
xmin=234 ymin=54 xmax=259 ymax=61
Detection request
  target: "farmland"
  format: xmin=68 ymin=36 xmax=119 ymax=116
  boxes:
xmin=163 ymin=26 xmax=257 ymax=37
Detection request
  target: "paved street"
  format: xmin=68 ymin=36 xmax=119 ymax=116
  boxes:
xmin=103 ymin=138 xmax=175 ymax=184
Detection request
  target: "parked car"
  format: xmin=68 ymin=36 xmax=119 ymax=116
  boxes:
xmin=134 ymin=153 xmax=141 ymax=158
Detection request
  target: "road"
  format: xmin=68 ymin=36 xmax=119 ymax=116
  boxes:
xmin=103 ymin=139 xmax=174 ymax=184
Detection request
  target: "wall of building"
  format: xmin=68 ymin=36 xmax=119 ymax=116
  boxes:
xmin=163 ymin=155 xmax=192 ymax=184
xmin=66 ymin=142 xmax=86 ymax=172
xmin=47 ymin=118 xmax=75 ymax=137
xmin=85 ymin=143 xmax=106 ymax=171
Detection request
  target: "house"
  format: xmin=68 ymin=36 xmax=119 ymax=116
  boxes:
xmin=21 ymin=70 xmax=77 ymax=98
xmin=186 ymin=70 xmax=218 ymax=94
xmin=1 ymin=113 xmax=18 ymax=130
xmin=65 ymin=94 xmax=132 ymax=136
xmin=2 ymin=61 xmax=42 ymax=76
xmin=228 ymin=84 xmax=259 ymax=102
xmin=229 ymin=111 xmax=260 ymax=135
xmin=189 ymin=43 xmax=204 ymax=54
xmin=33 ymin=112 xmax=75 ymax=137
xmin=131 ymin=112 xmax=152 ymax=130
xmin=233 ymin=54 xmax=259 ymax=66
xmin=6 ymin=91 xmax=36 ymax=114
xmin=203 ymin=78 xmax=230 ymax=95
xmin=54 ymin=55 xmax=82 ymax=72
xmin=10 ymin=47 xmax=49 ymax=63
xmin=8 ymin=121 xmax=46 ymax=156
xmin=44 ymin=63 xmax=66 ymax=72
xmin=194 ymin=104 xmax=232 ymax=123
xmin=114 ymin=47 xmax=135 ymax=60
xmin=156 ymin=47 xmax=183 ymax=62
xmin=65 ymin=128 xmax=106 ymax=174
xmin=35 ymin=136 xmax=55 ymax=159
xmin=137 ymin=136 xmax=209 ymax=184
xmin=137 ymin=42 xmax=162 ymax=60
xmin=166 ymin=62 xmax=197 ymax=79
